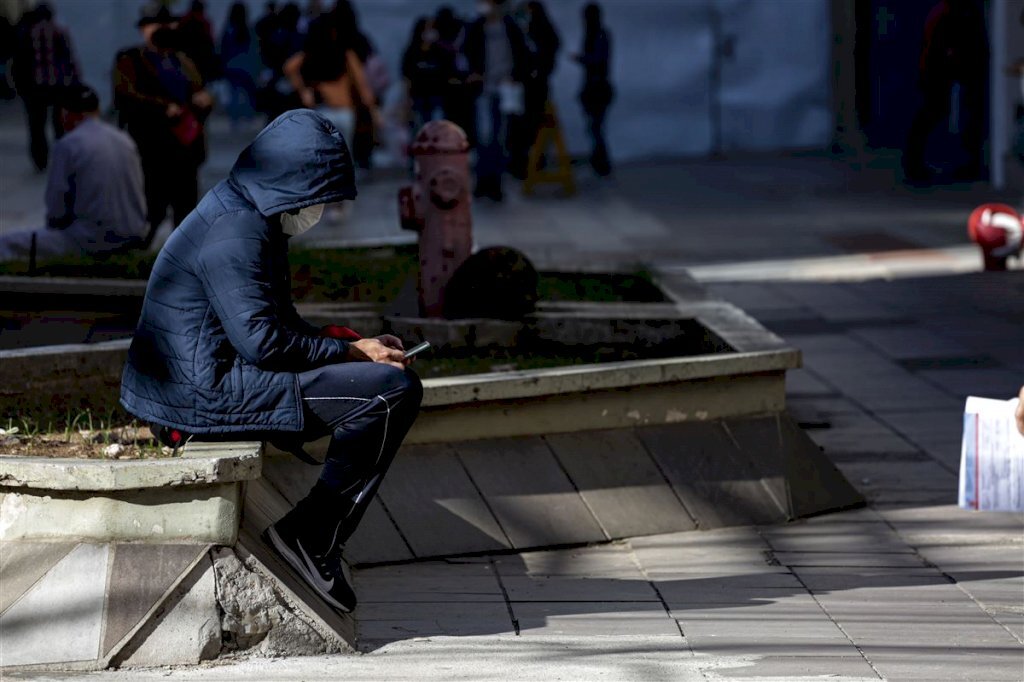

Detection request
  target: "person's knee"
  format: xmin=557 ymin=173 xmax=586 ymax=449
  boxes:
xmin=401 ymin=367 xmax=423 ymax=408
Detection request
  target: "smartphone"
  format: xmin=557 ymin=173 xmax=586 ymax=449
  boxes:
xmin=403 ymin=341 xmax=431 ymax=359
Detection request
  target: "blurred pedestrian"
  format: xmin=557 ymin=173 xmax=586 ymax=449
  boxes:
xmin=12 ymin=3 xmax=79 ymax=171
xmin=300 ymin=0 xmax=325 ymax=35
xmin=402 ymin=17 xmax=446 ymax=132
xmin=256 ymin=2 xmax=303 ymax=120
xmin=464 ymin=0 xmax=531 ymax=201
xmin=331 ymin=0 xmax=382 ymax=170
xmin=433 ymin=6 xmax=472 ymax=137
xmin=0 ymin=84 xmax=147 ymax=262
xmin=573 ymin=2 xmax=613 ymax=177
xmin=284 ymin=3 xmax=377 ymax=157
xmin=114 ymin=6 xmax=213 ymax=244
xmin=903 ymin=0 xmax=988 ymax=184
xmin=254 ymin=1 xmax=278 ymax=62
xmin=511 ymin=0 xmax=560 ymax=179
xmin=0 ymin=15 xmax=16 ymax=99
xmin=178 ymin=0 xmax=219 ymax=85
xmin=220 ymin=2 xmax=260 ymax=127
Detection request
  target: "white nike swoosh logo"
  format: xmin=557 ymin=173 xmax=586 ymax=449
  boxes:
xmin=297 ymin=539 xmax=334 ymax=592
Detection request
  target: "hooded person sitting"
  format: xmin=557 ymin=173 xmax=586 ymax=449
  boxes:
xmin=0 ymin=84 xmax=147 ymax=263
xmin=120 ymin=110 xmax=422 ymax=612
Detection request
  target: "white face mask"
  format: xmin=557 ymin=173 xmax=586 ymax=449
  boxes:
xmin=280 ymin=203 xmax=325 ymax=236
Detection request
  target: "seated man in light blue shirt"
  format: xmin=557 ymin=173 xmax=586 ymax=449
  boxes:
xmin=0 ymin=84 xmax=147 ymax=262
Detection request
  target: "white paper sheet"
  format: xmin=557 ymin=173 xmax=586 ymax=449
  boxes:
xmin=959 ymin=396 xmax=1024 ymax=512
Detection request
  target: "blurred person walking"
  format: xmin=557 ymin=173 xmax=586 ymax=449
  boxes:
xmin=903 ymin=0 xmax=988 ymax=184
xmin=511 ymin=0 xmax=560 ymax=179
xmin=573 ymin=2 xmax=613 ymax=177
xmin=254 ymin=1 xmax=279 ymax=62
xmin=114 ymin=7 xmax=213 ymax=245
xmin=434 ymin=6 xmax=473 ymax=138
xmin=257 ymin=3 xmax=304 ymax=120
xmin=283 ymin=2 xmax=377 ymax=159
xmin=332 ymin=0 xmax=384 ymax=170
xmin=220 ymin=2 xmax=260 ymax=128
xmin=464 ymin=0 xmax=531 ymax=201
xmin=178 ymin=0 xmax=219 ymax=85
xmin=0 ymin=85 xmax=147 ymax=262
xmin=402 ymin=17 xmax=447 ymax=132
xmin=12 ymin=3 xmax=79 ymax=172
xmin=0 ymin=15 xmax=16 ymax=99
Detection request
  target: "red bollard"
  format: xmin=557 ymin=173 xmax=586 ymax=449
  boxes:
xmin=398 ymin=121 xmax=473 ymax=317
xmin=967 ymin=203 xmax=1022 ymax=272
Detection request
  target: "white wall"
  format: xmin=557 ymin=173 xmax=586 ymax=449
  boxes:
xmin=45 ymin=0 xmax=833 ymax=160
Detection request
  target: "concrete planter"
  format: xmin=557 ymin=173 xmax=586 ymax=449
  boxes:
xmin=0 ymin=441 xmax=356 ymax=671
xmin=0 ymin=442 xmax=261 ymax=545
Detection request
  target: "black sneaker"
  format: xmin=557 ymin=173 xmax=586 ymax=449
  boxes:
xmin=262 ymin=522 xmax=357 ymax=613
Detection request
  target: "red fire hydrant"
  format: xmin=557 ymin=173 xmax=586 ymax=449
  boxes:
xmin=398 ymin=121 xmax=473 ymax=317
xmin=967 ymin=203 xmax=1022 ymax=271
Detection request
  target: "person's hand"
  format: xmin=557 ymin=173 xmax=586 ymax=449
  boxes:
xmin=1015 ymin=385 xmax=1024 ymax=437
xmin=191 ymin=90 xmax=213 ymax=110
xmin=345 ymin=337 xmax=406 ymax=369
xmin=374 ymin=334 xmax=405 ymax=353
xmin=166 ymin=102 xmax=183 ymax=118
xmin=300 ymin=88 xmax=316 ymax=108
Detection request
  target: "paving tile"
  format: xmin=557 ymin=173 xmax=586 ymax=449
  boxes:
xmin=0 ymin=543 xmax=108 ymax=667
xmin=501 ymin=575 xmax=660 ymax=602
xmin=514 ymin=601 xmax=681 ymax=637
xmin=793 ymin=567 xmax=953 ymax=593
xmin=359 ymin=560 xmax=498 ymax=579
xmin=344 ymin=498 xmax=413 ymax=565
xmin=453 ymin=437 xmax=606 ymax=548
xmin=865 ymin=648 xmax=1024 ymax=681
xmin=355 ymin=601 xmax=515 ymax=642
xmin=804 ymin=409 xmax=921 ymax=457
xmin=378 ymin=443 xmax=510 ymax=557
xmin=354 ymin=575 xmax=505 ymax=603
xmin=0 ymin=541 xmax=75 ymax=615
xmin=774 ymin=551 xmax=930 ymax=569
xmin=102 ymin=544 xmax=207 ymax=657
xmin=785 ymin=367 xmax=836 ymax=397
xmin=834 ymin=459 xmax=959 ymax=502
xmin=851 ymin=325 xmax=974 ymax=361
xmin=544 ymin=430 xmax=696 ymax=538
xmin=916 ymin=368 xmax=1024 ymax=403
xmin=636 ymin=422 xmax=787 ymax=528
xmin=773 ymin=282 xmax=903 ymax=323
xmin=876 ymin=504 xmax=1024 ymax=548
xmin=873 ymin=408 xmax=965 ymax=470
xmin=713 ymin=654 xmax=878 ymax=679
xmin=493 ymin=544 xmax=644 ymax=579
xmin=648 ymin=572 xmax=804 ymax=590
xmin=761 ymin=520 xmax=911 ymax=554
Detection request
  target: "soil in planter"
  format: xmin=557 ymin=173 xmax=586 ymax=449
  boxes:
xmin=0 ymin=246 xmax=664 ymax=304
xmin=0 ymin=425 xmax=174 ymax=459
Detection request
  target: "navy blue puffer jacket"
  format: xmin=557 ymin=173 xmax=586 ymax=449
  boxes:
xmin=121 ymin=110 xmax=357 ymax=433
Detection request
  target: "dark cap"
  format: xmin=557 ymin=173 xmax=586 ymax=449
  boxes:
xmin=138 ymin=5 xmax=175 ymax=27
xmin=60 ymin=84 xmax=100 ymax=113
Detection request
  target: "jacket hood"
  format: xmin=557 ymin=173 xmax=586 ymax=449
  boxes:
xmin=228 ymin=110 xmax=357 ymax=216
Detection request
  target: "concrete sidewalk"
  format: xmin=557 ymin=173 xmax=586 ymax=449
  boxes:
xmin=11 ymin=274 xmax=1023 ymax=682
xmin=2 ymin=105 xmax=1022 ymax=680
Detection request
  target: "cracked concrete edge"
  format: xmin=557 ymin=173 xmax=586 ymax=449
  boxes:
xmin=229 ymin=543 xmax=355 ymax=655
xmin=0 ymin=442 xmax=263 ymax=490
